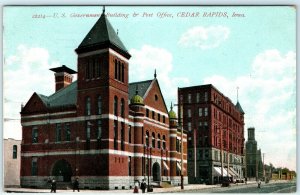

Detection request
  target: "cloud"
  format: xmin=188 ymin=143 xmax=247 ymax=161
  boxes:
xmin=203 ymin=49 xmax=296 ymax=170
xmin=178 ymin=26 xmax=230 ymax=49
xmin=4 ymin=45 xmax=60 ymax=139
xmin=129 ymin=45 xmax=190 ymax=107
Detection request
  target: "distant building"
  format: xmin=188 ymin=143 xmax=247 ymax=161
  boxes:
xmin=178 ymin=85 xmax=245 ymax=185
xmin=4 ymin=138 xmax=21 ymax=187
xmin=20 ymin=10 xmax=187 ymax=190
xmin=245 ymin=127 xmax=263 ymax=180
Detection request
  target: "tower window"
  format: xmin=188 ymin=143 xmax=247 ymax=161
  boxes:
xmin=114 ymin=59 xmax=118 ymax=79
xmin=114 ymin=120 xmax=118 ymax=150
xmin=114 ymin=96 xmax=118 ymax=116
xmin=121 ymin=98 xmax=125 ymax=118
xmin=121 ymin=122 xmax=125 ymax=151
xmin=86 ymin=97 xmax=91 ymax=115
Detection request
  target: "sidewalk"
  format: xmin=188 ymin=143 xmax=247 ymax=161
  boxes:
xmin=3 ymin=181 xmax=273 ymax=194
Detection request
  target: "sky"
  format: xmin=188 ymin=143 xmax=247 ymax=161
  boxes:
xmin=3 ymin=6 xmax=296 ymax=171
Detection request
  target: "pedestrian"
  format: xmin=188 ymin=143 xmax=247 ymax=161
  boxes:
xmin=73 ymin=177 xmax=80 ymax=192
xmin=245 ymin=177 xmax=247 ymax=185
xmin=50 ymin=179 xmax=56 ymax=193
xmin=140 ymin=179 xmax=146 ymax=193
xmin=258 ymin=179 xmax=261 ymax=188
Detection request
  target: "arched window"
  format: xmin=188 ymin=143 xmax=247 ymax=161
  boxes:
xmin=86 ymin=97 xmax=91 ymax=115
xmin=152 ymin=132 xmax=155 ymax=148
xmin=114 ymin=96 xmax=118 ymax=116
xmin=121 ymin=98 xmax=125 ymax=118
xmin=157 ymin=134 xmax=161 ymax=149
xmin=97 ymin=96 xmax=102 ymax=115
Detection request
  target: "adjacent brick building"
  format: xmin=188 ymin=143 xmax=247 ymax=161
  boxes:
xmin=4 ymin=138 xmax=21 ymax=188
xmin=20 ymin=10 xmax=187 ymax=190
xmin=178 ymin=85 xmax=245 ymax=184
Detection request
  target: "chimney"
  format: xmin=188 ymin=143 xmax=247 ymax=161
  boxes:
xmin=50 ymin=65 xmax=77 ymax=92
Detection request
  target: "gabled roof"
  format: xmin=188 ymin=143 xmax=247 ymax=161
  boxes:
xmin=129 ymin=80 xmax=153 ymax=100
xmin=235 ymin=101 xmax=245 ymax=114
xmin=32 ymin=81 xmax=78 ymax=109
xmin=75 ymin=12 xmax=130 ymax=59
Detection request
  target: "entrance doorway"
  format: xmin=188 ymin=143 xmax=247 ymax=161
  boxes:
xmin=152 ymin=162 xmax=161 ymax=181
xmin=51 ymin=159 xmax=73 ymax=182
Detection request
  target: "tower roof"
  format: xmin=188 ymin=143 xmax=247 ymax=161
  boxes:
xmin=75 ymin=11 xmax=131 ymax=59
xmin=235 ymin=101 xmax=245 ymax=114
xmin=168 ymin=103 xmax=177 ymax=119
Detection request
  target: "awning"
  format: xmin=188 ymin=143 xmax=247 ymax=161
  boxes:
xmin=222 ymin=168 xmax=231 ymax=177
xmin=176 ymin=162 xmax=185 ymax=171
xmin=229 ymin=168 xmax=239 ymax=177
xmin=228 ymin=168 xmax=237 ymax=178
xmin=163 ymin=161 xmax=169 ymax=171
xmin=177 ymin=162 xmax=181 ymax=171
xmin=213 ymin=167 xmax=222 ymax=176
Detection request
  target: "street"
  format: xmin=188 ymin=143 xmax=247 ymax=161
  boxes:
xmin=179 ymin=181 xmax=296 ymax=193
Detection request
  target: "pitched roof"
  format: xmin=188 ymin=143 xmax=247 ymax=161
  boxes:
xmin=75 ymin=12 xmax=130 ymax=58
xmin=235 ymin=101 xmax=245 ymax=114
xmin=36 ymin=81 xmax=77 ymax=108
xmin=129 ymin=80 xmax=153 ymax=100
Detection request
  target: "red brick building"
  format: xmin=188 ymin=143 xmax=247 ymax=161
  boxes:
xmin=178 ymin=85 xmax=245 ymax=184
xmin=20 ymin=10 xmax=187 ymax=190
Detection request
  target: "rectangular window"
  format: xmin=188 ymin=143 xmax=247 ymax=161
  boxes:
xmin=158 ymin=114 xmax=160 ymax=122
xmin=13 ymin=145 xmax=17 ymax=159
xmin=65 ymin=123 xmax=71 ymax=142
xmin=129 ymin=126 xmax=132 ymax=144
xmin=198 ymin=122 xmax=202 ymax=132
xmin=204 ymin=107 xmax=208 ymax=116
xmin=56 ymin=124 xmax=61 ymax=142
xmin=188 ymin=93 xmax=192 ymax=103
xmin=163 ymin=116 xmax=165 ymax=123
xmin=198 ymin=108 xmax=203 ymax=117
xmin=187 ymin=109 xmax=191 ymax=118
xmin=86 ymin=121 xmax=91 ymax=140
xmin=97 ymin=96 xmax=102 ymax=115
xmin=128 ymin=156 xmax=132 ymax=176
xmin=31 ymin=158 xmax=38 ymax=176
xmin=97 ymin=120 xmax=102 ymax=139
xmin=146 ymin=109 xmax=149 ymax=117
xmin=196 ymin=93 xmax=200 ymax=103
xmin=121 ymin=123 xmax=125 ymax=151
xmin=188 ymin=122 xmax=192 ymax=131
xmin=152 ymin=111 xmax=155 ymax=120
xmin=114 ymin=120 xmax=118 ymax=150
xmin=32 ymin=127 xmax=38 ymax=143
xmin=204 ymin=92 xmax=208 ymax=102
